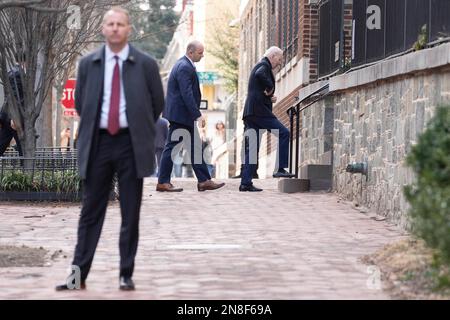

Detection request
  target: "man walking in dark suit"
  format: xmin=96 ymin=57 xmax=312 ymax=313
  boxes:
xmin=56 ymin=7 xmax=164 ymax=291
xmin=240 ymin=47 xmax=294 ymax=192
xmin=156 ymin=41 xmax=225 ymax=192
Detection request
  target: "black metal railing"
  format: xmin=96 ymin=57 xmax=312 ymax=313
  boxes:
xmin=287 ymin=84 xmax=330 ymax=178
xmin=0 ymin=147 xmax=79 ymax=201
xmin=352 ymin=0 xmax=450 ymax=67
xmin=0 ymin=148 xmax=117 ymax=201
xmin=287 ymin=100 xmax=301 ymax=178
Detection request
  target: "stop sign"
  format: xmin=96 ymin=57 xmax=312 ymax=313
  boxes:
xmin=61 ymin=79 xmax=76 ymax=109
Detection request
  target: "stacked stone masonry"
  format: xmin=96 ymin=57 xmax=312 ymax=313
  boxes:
xmin=300 ymin=66 xmax=450 ymax=228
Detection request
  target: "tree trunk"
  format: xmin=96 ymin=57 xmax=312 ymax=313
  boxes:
xmin=36 ymin=86 xmax=53 ymax=148
xmin=20 ymin=118 xmax=37 ymax=169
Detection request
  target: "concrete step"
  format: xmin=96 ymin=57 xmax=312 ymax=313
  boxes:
xmin=278 ymin=178 xmax=310 ymax=193
xmin=300 ymin=164 xmax=332 ymax=191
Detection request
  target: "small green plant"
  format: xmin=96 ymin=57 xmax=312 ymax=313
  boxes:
xmin=413 ymin=24 xmax=428 ymax=51
xmin=404 ymin=106 xmax=450 ymax=270
xmin=342 ymin=56 xmax=352 ymax=71
xmin=0 ymin=171 xmax=32 ymax=192
xmin=0 ymin=170 xmax=80 ymax=193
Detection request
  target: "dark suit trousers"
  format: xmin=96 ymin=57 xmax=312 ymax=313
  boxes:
xmin=155 ymin=147 xmax=163 ymax=177
xmin=0 ymin=127 xmax=22 ymax=156
xmin=158 ymin=122 xmax=211 ymax=184
xmin=72 ymin=130 xmax=143 ymax=281
xmin=241 ymin=116 xmax=290 ymax=186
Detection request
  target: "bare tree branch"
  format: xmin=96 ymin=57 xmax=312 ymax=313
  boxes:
xmin=0 ymin=0 xmax=131 ymax=158
xmin=0 ymin=0 xmax=46 ymax=10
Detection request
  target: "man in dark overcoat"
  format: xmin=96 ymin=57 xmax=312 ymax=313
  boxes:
xmin=240 ymin=46 xmax=294 ymax=192
xmin=56 ymin=7 xmax=164 ymax=291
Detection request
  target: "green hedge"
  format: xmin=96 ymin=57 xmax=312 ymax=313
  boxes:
xmin=0 ymin=170 xmax=80 ymax=193
xmin=404 ymin=106 xmax=450 ymax=265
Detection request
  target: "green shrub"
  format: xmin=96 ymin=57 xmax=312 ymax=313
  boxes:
xmin=0 ymin=171 xmax=34 ymax=192
xmin=0 ymin=170 xmax=80 ymax=193
xmin=404 ymin=106 xmax=450 ymax=265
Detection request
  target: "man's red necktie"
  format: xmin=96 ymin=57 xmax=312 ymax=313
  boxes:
xmin=107 ymin=56 xmax=120 ymax=135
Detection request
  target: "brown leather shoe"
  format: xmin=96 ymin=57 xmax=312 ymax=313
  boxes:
xmin=197 ymin=180 xmax=225 ymax=192
xmin=156 ymin=183 xmax=183 ymax=192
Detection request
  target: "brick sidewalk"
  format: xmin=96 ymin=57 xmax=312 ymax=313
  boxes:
xmin=0 ymin=178 xmax=407 ymax=299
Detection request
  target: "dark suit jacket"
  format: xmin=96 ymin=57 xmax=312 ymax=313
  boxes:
xmin=75 ymin=44 xmax=165 ymax=179
xmin=0 ymin=111 xmax=22 ymax=156
xmin=243 ymin=57 xmax=276 ymax=119
xmin=163 ymin=56 xmax=202 ymax=127
xmin=154 ymin=117 xmax=169 ymax=150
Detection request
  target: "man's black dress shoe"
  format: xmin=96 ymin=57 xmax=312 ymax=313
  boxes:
xmin=55 ymin=281 xmax=86 ymax=291
xmin=119 ymin=276 xmax=135 ymax=291
xmin=239 ymin=184 xmax=263 ymax=192
xmin=232 ymin=173 xmax=258 ymax=179
xmin=273 ymin=168 xmax=295 ymax=178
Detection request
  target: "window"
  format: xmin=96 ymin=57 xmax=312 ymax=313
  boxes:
xmin=277 ymin=0 xmax=299 ymax=66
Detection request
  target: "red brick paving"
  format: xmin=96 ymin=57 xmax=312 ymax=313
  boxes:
xmin=0 ymin=178 xmax=407 ymax=299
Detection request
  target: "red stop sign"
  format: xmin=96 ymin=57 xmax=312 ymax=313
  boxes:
xmin=61 ymin=79 xmax=76 ymax=109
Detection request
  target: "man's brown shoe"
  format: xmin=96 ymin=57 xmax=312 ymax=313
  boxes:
xmin=156 ymin=183 xmax=183 ymax=192
xmin=197 ymin=180 xmax=225 ymax=192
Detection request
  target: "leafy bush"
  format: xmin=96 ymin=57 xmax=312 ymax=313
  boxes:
xmin=404 ymin=106 xmax=450 ymax=265
xmin=0 ymin=170 xmax=80 ymax=193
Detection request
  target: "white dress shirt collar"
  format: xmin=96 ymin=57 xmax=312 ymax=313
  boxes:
xmin=106 ymin=44 xmax=130 ymax=62
xmin=185 ymin=55 xmax=196 ymax=69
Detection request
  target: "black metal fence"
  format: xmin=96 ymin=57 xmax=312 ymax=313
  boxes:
xmin=318 ymin=0 xmax=344 ymax=77
xmin=0 ymin=148 xmax=117 ymax=201
xmin=0 ymin=148 xmax=79 ymax=201
xmin=352 ymin=0 xmax=450 ymax=66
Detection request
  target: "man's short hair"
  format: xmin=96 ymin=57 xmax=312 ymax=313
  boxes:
xmin=186 ymin=40 xmax=203 ymax=53
xmin=103 ymin=6 xmax=131 ymax=25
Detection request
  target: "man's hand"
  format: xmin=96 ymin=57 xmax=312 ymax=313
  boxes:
xmin=271 ymin=95 xmax=278 ymax=104
xmin=10 ymin=120 xmax=16 ymax=130
xmin=264 ymin=88 xmax=275 ymax=96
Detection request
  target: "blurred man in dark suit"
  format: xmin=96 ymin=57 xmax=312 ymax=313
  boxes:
xmin=56 ymin=6 xmax=164 ymax=291
xmin=0 ymin=58 xmax=24 ymax=157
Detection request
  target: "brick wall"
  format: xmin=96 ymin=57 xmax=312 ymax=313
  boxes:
xmin=299 ymin=0 xmax=319 ymax=82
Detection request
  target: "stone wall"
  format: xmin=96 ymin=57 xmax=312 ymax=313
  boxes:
xmin=298 ymin=44 xmax=450 ymax=228
xmin=300 ymin=95 xmax=334 ymax=167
